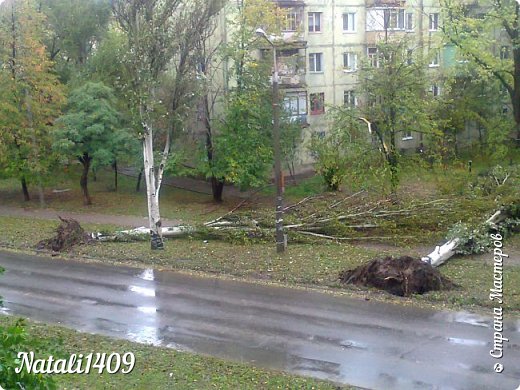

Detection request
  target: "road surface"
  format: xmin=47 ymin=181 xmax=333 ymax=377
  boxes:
xmin=0 ymin=250 xmax=519 ymax=389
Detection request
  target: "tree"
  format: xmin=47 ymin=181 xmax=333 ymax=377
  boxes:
xmin=197 ymin=0 xmax=288 ymax=202
xmin=54 ymin=82 xmax=131 ymax=205
xmin=442 ymin=0 xmax=520 ymax=147
xmin=112 ymin=0 xmax=223 ymax=249
xmin=39 ymin=0 xmax=112 ymax=81
xmin=359 ymin=38 xmax=433 ymax=193
xmin=0 ymin=0 xmax=64 ymax=203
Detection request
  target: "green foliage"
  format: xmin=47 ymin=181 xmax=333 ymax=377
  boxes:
xmin=0 ymin=319 xmax=57 ymax=390
xmin=0 ymin=0 xmax=65 ymax=190
xmin=0 ymin=266 xmax=57 ymax=389
xmin=53 ymin=82 xmax=134 ymax=169
xmin=311 ymin=108 xmax=388 ymax=192
xmin=359 ymin=37 xmax=435 ymax=193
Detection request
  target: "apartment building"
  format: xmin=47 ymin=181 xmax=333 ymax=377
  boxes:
xmin=211 ymin=0 xmax=445 ymax=169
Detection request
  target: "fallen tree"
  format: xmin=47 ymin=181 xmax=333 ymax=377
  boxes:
xmin=37 ymin=217 xmax=93 ymax=252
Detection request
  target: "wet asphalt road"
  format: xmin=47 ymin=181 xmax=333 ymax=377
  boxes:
xmin=0 ymin=250 xmax=519 ymax=390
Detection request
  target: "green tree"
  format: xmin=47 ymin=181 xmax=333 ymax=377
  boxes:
xmin=197 ymin=0 xmax=290 ymax=201
xmin=54 ymin=82 xmax=131 ymax=205
xmin=39 ymin=0 xmax=111 ymax=81
xmin=442 ymin=0 xmax=520 ymax=147
xmin=359 ymin=38 xmax=433 ymax=193
xmin=0 ymin=0 xmax=65 ymax=203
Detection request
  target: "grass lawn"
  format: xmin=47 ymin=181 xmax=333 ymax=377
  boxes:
xmin=0 ymin=316 xmax=346 ymax=390
xmin=1 ymin=215 xmax=519 ymax=314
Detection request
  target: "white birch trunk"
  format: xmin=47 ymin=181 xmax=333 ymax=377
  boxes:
xmin=422 ymin=210 xmax=505 ymax=267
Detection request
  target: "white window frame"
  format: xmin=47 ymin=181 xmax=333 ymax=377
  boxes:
xmin=405 ymin=12 xmax=414 ymax=31
xmin=384 ymin=9 xmax=405 ymax=30
xmin=309 ymin=52 xmax=323 ymax=73
xmin=429 ymin=13 xmax=439 ymax=31
xmin=367 ymin=47 xmax=379 ymax=68
xmin=431 ymin=84 xmax=441 ymax=97
xmin=429 ymin=50 xmax=440 ymax=67
xmin=343 ymin=52 xmax=358 ymax=72
xmin=308 ymin=12 xmax=322 ymax=33
xmin=402 ymin=130 xmax=413 ymax=141
xmin=343 ymin=90 xmax=357 ymax=108
xmin=343 ymin=12 xmax=356 ymax=32
xmin=284 ymin=10 xmax=299 ymax=32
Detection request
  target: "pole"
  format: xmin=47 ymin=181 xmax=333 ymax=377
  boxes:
xmin=272 ymin=46 xmax=286 ymax=253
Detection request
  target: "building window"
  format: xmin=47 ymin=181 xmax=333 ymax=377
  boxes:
xmin=343 ymin=13 xmax=356 ymax=32
xmin=500 ymin=45 xmax=511 ymax=60
xmin=308 ymin=12 xmax=321 ymax=33
xmin=309 ymin=53 xmax=323 ymax=72
xmin=384 ymin=9 xmax=405 ymax=30
xmin=429 ymin=50 xmax=440 ymax=67
xmin=343 ymin=52 xmax=357 ymax=72
xmin=402 ymin=130 xmax=413 ymax=140
xmin=431 ymin=84 xmax=441 ymax=97
xmin=367 ymin=47 xmax=379 ymax=68
xmin=284 ymin=10 xmax=299 ymax=32
xmin=310 ymin=92 xmax=325 ymax=115
xmin=406 ymin=12 xmax=414 ymax=31
xmin=283 ymin=91 xmax=307 ymax=123
xmin=343 ymin=90 xmax=357 ymax=108
xmin=429 ymin=13 xmax=439 ymax=31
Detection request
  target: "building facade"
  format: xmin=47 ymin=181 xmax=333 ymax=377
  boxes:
xmin=212 ymin=0 xmax=446 ymax=170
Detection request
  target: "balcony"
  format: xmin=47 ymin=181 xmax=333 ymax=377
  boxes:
xmin=366 ymin=0 xmax=405 ymax=6
xmin=277 ymin=49 xmax=306 ymax=87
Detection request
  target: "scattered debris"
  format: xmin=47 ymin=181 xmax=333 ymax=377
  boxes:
xmin=37 ymin=217 xmax=93 ymax=252
xmin=339 ymin=256 xmax=454 ymax=297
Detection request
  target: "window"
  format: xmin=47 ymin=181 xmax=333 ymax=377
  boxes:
xmin=343 ymin=13 xmax=356 ymax=32
xmin=384 ymin=9 xmax=405 ymax=30
xmin=406 ymin=12 xmax=414 ymax=30
xmin=343 ymin=90 xmax=357 ymax=108
xmin=283 ymin=91 xmax=307 ymax=123
xmin=309 ymin=53 xmax=323 ymax=72
xmin=402 ymin=130 xmax=413 ymax=140
xmin=429 ymin=13 xmax=439 ymax=31
xmin=343 ymin=52 xmax=357 ymax=72
xmin=431 ymin=84 xmax=441 ymax=97
xmin=308 ymin=12 xmax=321 ymax=33
xmin=429 ymin=50 xmax=440 ymax=67
xmin=284 ymin=10 xmax=299 ymax=32
xmin=310 ymin=93 xmax=325 ymax=115
xmin=367 ymin=47 xmax=379 ymax=68
xmin=500 ymin=45 xmax=511 ymax=60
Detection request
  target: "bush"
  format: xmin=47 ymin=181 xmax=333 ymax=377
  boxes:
xmin=0 ymin=269 xmax=57 ymax=390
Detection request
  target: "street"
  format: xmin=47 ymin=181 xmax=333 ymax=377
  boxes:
xmin=0 ymin=250 xmax=519 ymax=390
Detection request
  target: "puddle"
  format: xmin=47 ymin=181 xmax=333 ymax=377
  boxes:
xmin=137 ymin=306 xmax=157 ymax=314
xmin=129 ymin=285 xmax=156 ymax=297
xmin=448 ymin=337 xmax=487 ymax=346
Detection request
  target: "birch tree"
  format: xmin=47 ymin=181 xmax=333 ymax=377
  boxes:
xmin=112 ymin=0 xmax=223 ymax=249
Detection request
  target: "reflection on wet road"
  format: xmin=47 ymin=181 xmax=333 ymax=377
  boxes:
xmin=0 ymin=250 xmax=519 ymax=389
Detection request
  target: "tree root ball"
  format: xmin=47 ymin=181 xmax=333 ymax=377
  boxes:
xmin=37 ymin=217 xmax=93 ymax=252
xmin=339 ymin=256 xmax=455 ymax=297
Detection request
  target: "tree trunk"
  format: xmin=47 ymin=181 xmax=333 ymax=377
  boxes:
xmin=79 ymin=153 xmax=92 ymax=206
xmin=211 ymin=176 xmax=224 ymax=203
xmin=136 ymin=167 xmax=143 ymax=192
xmin=21 ymin=176 xmax=30 ymax=201
xmin=142 ymin=119 xmax=165 ymax=250
xmin=113 ymin=159 xmax=118 ymax=192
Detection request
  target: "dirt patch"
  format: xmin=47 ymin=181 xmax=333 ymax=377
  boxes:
xmin=339 ymin=256 xmax=454 ymax=297
xmin=37 ymin=217 xmax=93 ymax=252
